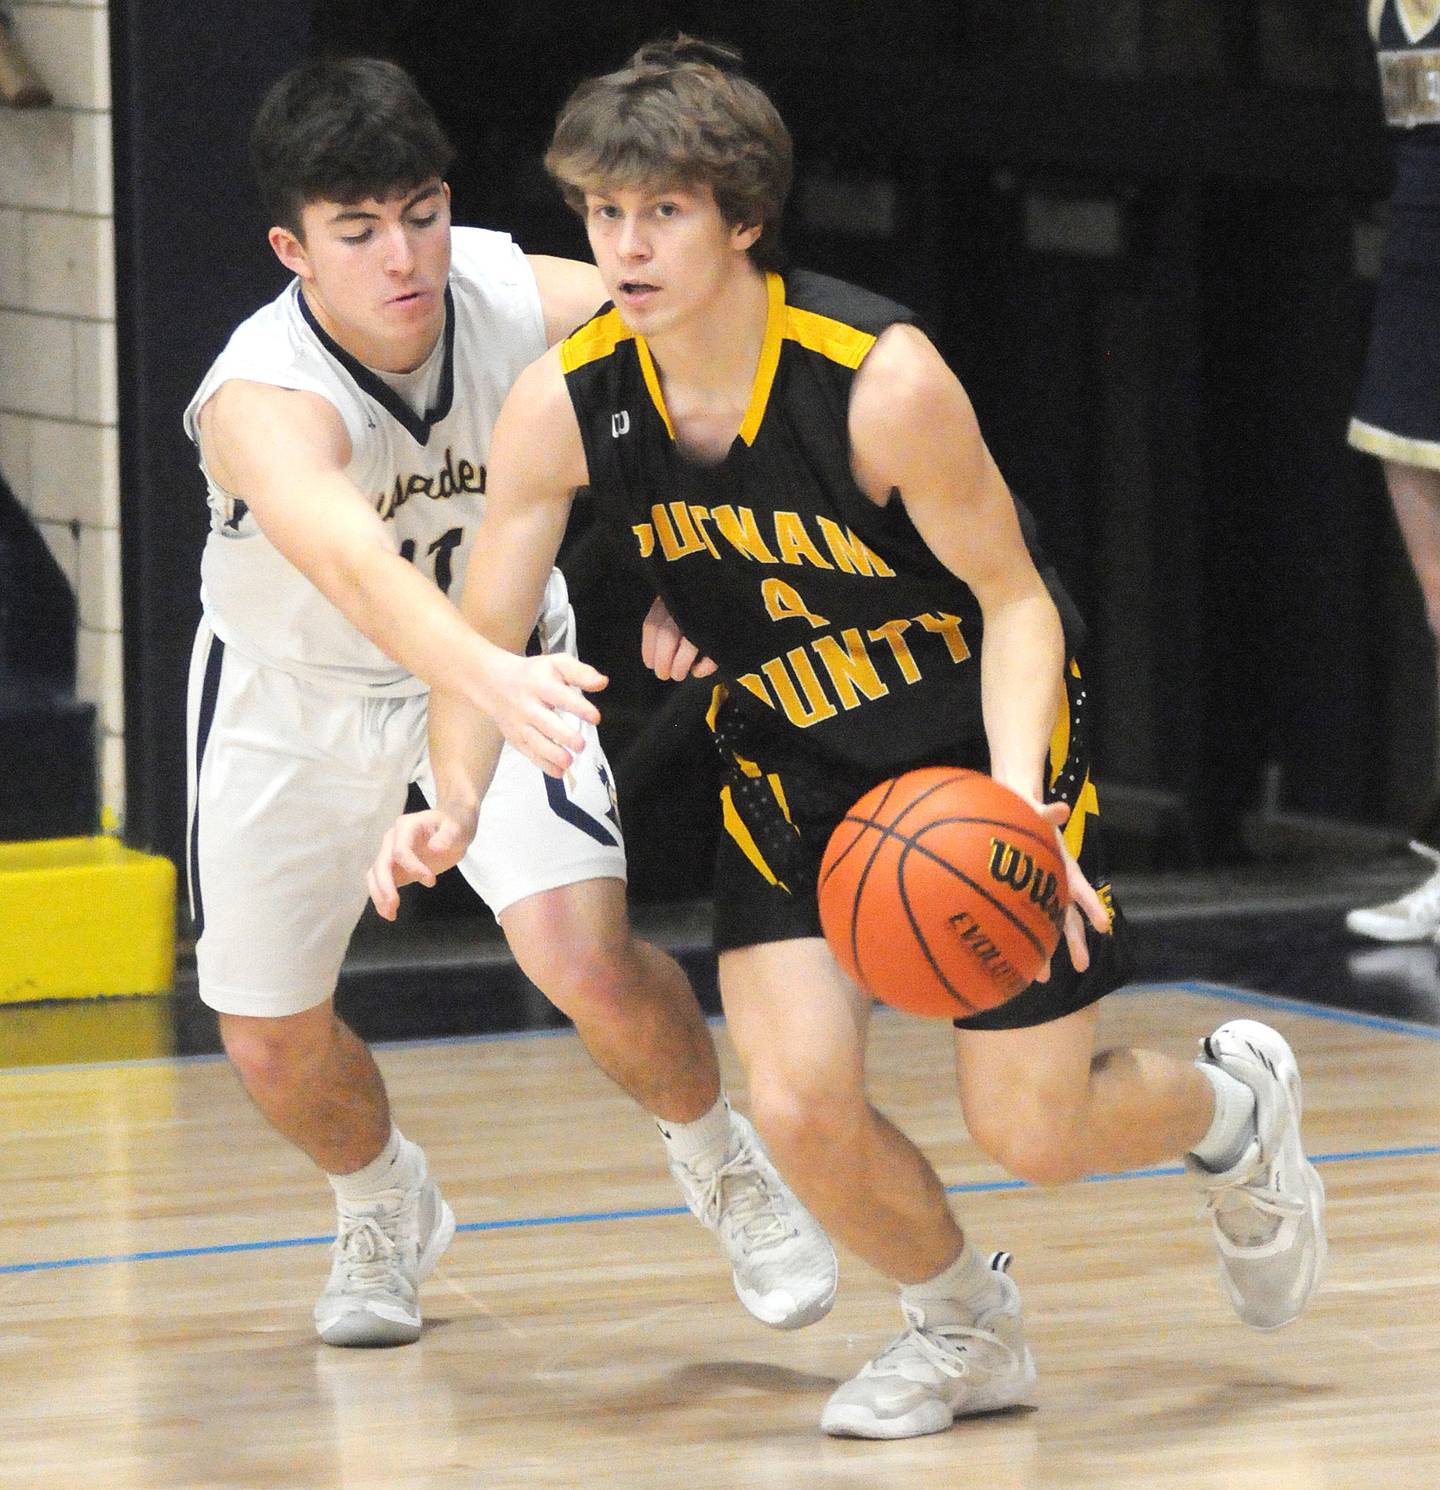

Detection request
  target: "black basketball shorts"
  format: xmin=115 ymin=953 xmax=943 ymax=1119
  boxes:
xmin=707 ymin=661 xmax=1131 ymax=1030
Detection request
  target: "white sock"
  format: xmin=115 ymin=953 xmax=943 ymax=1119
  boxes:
xmin=328 ymin=1126 xmax=425 ymax=1200
xmin=1189 ymin=1063 xmax=1258 ymax=1173
xmin=902 ymin=1240 xmax=1007 ymax=1317
xmin=657 ymin=1094 xmax=732 ymax=1172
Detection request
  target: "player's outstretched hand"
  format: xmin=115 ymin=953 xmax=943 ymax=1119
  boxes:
xmin=476 ymin=649 xmax=608 ymax=777
xmin=1031 ymin=799 xmax=1110 ymax=979
xmin=367 ymin=809 xmax=473 ymax=921
xmin=642 ymin=595 xmax=717 ymax=681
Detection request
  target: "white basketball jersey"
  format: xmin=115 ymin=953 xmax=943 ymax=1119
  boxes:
xmin=184 ymin=227 xmax=566 ymax=694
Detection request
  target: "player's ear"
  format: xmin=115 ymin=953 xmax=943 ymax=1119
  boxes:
xmin=268 ymin=224 xmax=311 ymax=280
xmin=730 ymin=220 xmax=762 ymax=254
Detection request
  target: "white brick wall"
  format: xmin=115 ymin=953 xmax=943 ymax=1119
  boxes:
xmin=0 ymin=0 xmax=122 ymax=833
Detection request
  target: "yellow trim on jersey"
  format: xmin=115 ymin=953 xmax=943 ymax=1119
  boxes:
xmin=633 ymin=336 xmax=676 ymax=440
xmin=560 ymin=308 xmax=634 ymax=374
xmin=1063 ymin=773 xmax=1099 ymax=859
xmin=736 ymin=272 xmax=788 ymax=447
xmin=1046 ymin=659 xmax=1098 ymax=860
xmin=783 ymin=304 xmax=878 ymax=371
xmin=1047 ymin=659 xmax=1086 ymax=786
xmin=720 ymin=784 xmax=789 ymax=891
xmin=623 ymin=272 xmax=882 ymax=451
xmin=706 ymin=683 xmax=762 ymax=776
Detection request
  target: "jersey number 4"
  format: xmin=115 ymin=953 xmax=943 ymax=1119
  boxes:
xmin=399 ymin=526 xmax=463 ymax=594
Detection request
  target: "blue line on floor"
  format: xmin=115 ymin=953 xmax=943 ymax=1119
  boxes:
xmin=4 ymin=1141 xmax=1433 ymax=1277
xmin=1151 ymin=981 xmax=1440 ymax=1042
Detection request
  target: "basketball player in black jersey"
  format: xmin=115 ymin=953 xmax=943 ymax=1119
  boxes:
xmin=370 ymin=38 xmax=1327 ymax=1438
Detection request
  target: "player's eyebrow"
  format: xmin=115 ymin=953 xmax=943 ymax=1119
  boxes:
xmin=326 ymin=185 xmax=442 ymax=225
xmin=403 ymin=183 xmax=442 ymax=211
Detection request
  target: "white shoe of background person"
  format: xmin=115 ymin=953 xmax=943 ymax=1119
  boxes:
xmin=1345 ymin=842 xmax=1440 ymax=942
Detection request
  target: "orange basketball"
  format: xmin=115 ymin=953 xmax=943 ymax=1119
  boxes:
xmin=818 ymin=767 xmax=1069 ymax=1019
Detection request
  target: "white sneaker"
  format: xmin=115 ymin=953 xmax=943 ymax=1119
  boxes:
xmin=821 ymin=1253 xmax=1036 ymax=1440
xmin=314 ymin=1175 xmax=456 ymax=1346
xmin=1189 ymin=1021 xmax=1327 ymax=1330
xmin=1345 ymin=842 xmax=1440 ymax=941
xmin=669 ymin=1111 xmax=837 ymax=1330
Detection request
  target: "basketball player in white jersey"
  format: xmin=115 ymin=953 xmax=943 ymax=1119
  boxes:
xmin=184 ymin=57 xmax=835 ymax=1348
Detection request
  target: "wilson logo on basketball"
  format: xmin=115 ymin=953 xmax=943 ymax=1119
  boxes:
xmin=988 ymin=838 xmax=1065 ymax=933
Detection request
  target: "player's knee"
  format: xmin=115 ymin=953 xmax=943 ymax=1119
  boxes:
xmin=747 ymin=1071 xmax=863 ymax=1171
xmin=219 ymin=1012 xmax=328 ymax=1093
xmin=526 ymin=936 xmax=633 ymax=1024
xmin=968 ymin=1107 xmax=1087 ymax=1187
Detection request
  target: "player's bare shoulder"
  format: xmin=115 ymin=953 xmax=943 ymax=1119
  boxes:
xmin=849 ymin=322 xmax=983 ymax=502
xmin=492 ymin=345 xmax=591 ymax=495
xmin=198 ymin=378 xmax=352 ymax=496
xmin=852 ymin=323 xmax=969 ymax=434
xmin=525 ymin=255 xmax=606 ymax=346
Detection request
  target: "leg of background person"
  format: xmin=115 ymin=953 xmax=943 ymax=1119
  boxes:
xmin=1385 ymin=458 xmax=1440 ymax=723
xmin=1346 ymin=458 xmax=1440 ymax=940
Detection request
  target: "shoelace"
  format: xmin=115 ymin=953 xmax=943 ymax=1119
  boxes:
xmin=688 ymin=1145 xmax=794 ymax=1252
xmin=862 ymin=1322 xmax=1013 ymax=1382
xmin=333 ymin=1193 xmax=409 ymax=1292
xmin=1207 ymin=1166 xmax=1307 ymax=1247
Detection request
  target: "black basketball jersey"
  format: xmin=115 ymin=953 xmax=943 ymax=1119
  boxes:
xmin=561 ymin=269 xmax=1084 ymax=774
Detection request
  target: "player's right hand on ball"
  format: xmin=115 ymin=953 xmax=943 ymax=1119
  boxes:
xmin=367 ymin=809 xmax=473 ymax=921
xmin=477 ymin=649 xmax=608 ymax=778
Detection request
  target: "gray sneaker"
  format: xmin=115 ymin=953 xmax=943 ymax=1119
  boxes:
xmin=821 ymin=1253 xmax=1035 ymax=1439
xmin=669 ymin=1111 xmax=837 ymax=1330
xmin=314 ymin=1175 xmax=455 ymax=1347
xmin=1189 ymin=1020 xmax=1327 ymax=1330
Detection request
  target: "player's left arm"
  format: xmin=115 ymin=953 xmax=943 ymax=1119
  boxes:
xmin=526 ymin=255 xmax=607 ymax=345
xmin=849 ymin=324 xmax=1109 ymax=965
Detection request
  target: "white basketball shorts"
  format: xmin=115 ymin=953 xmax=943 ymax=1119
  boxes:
xmin=185 ymin=618 xmax=626 ymax=1018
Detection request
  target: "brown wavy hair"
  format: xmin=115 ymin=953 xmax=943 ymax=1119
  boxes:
xmin=545 ymin=36 xmax=792 ymax=271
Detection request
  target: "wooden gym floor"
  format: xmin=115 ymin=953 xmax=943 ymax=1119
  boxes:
xmin=2 ymin=867 xmax=1438 ymax=1488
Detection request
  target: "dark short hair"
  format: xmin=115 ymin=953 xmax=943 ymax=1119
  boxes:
xmin=250 ymin=57 xmax=455 ymax=236
xmin=545 ymin=36 xmax=792 ymax=272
